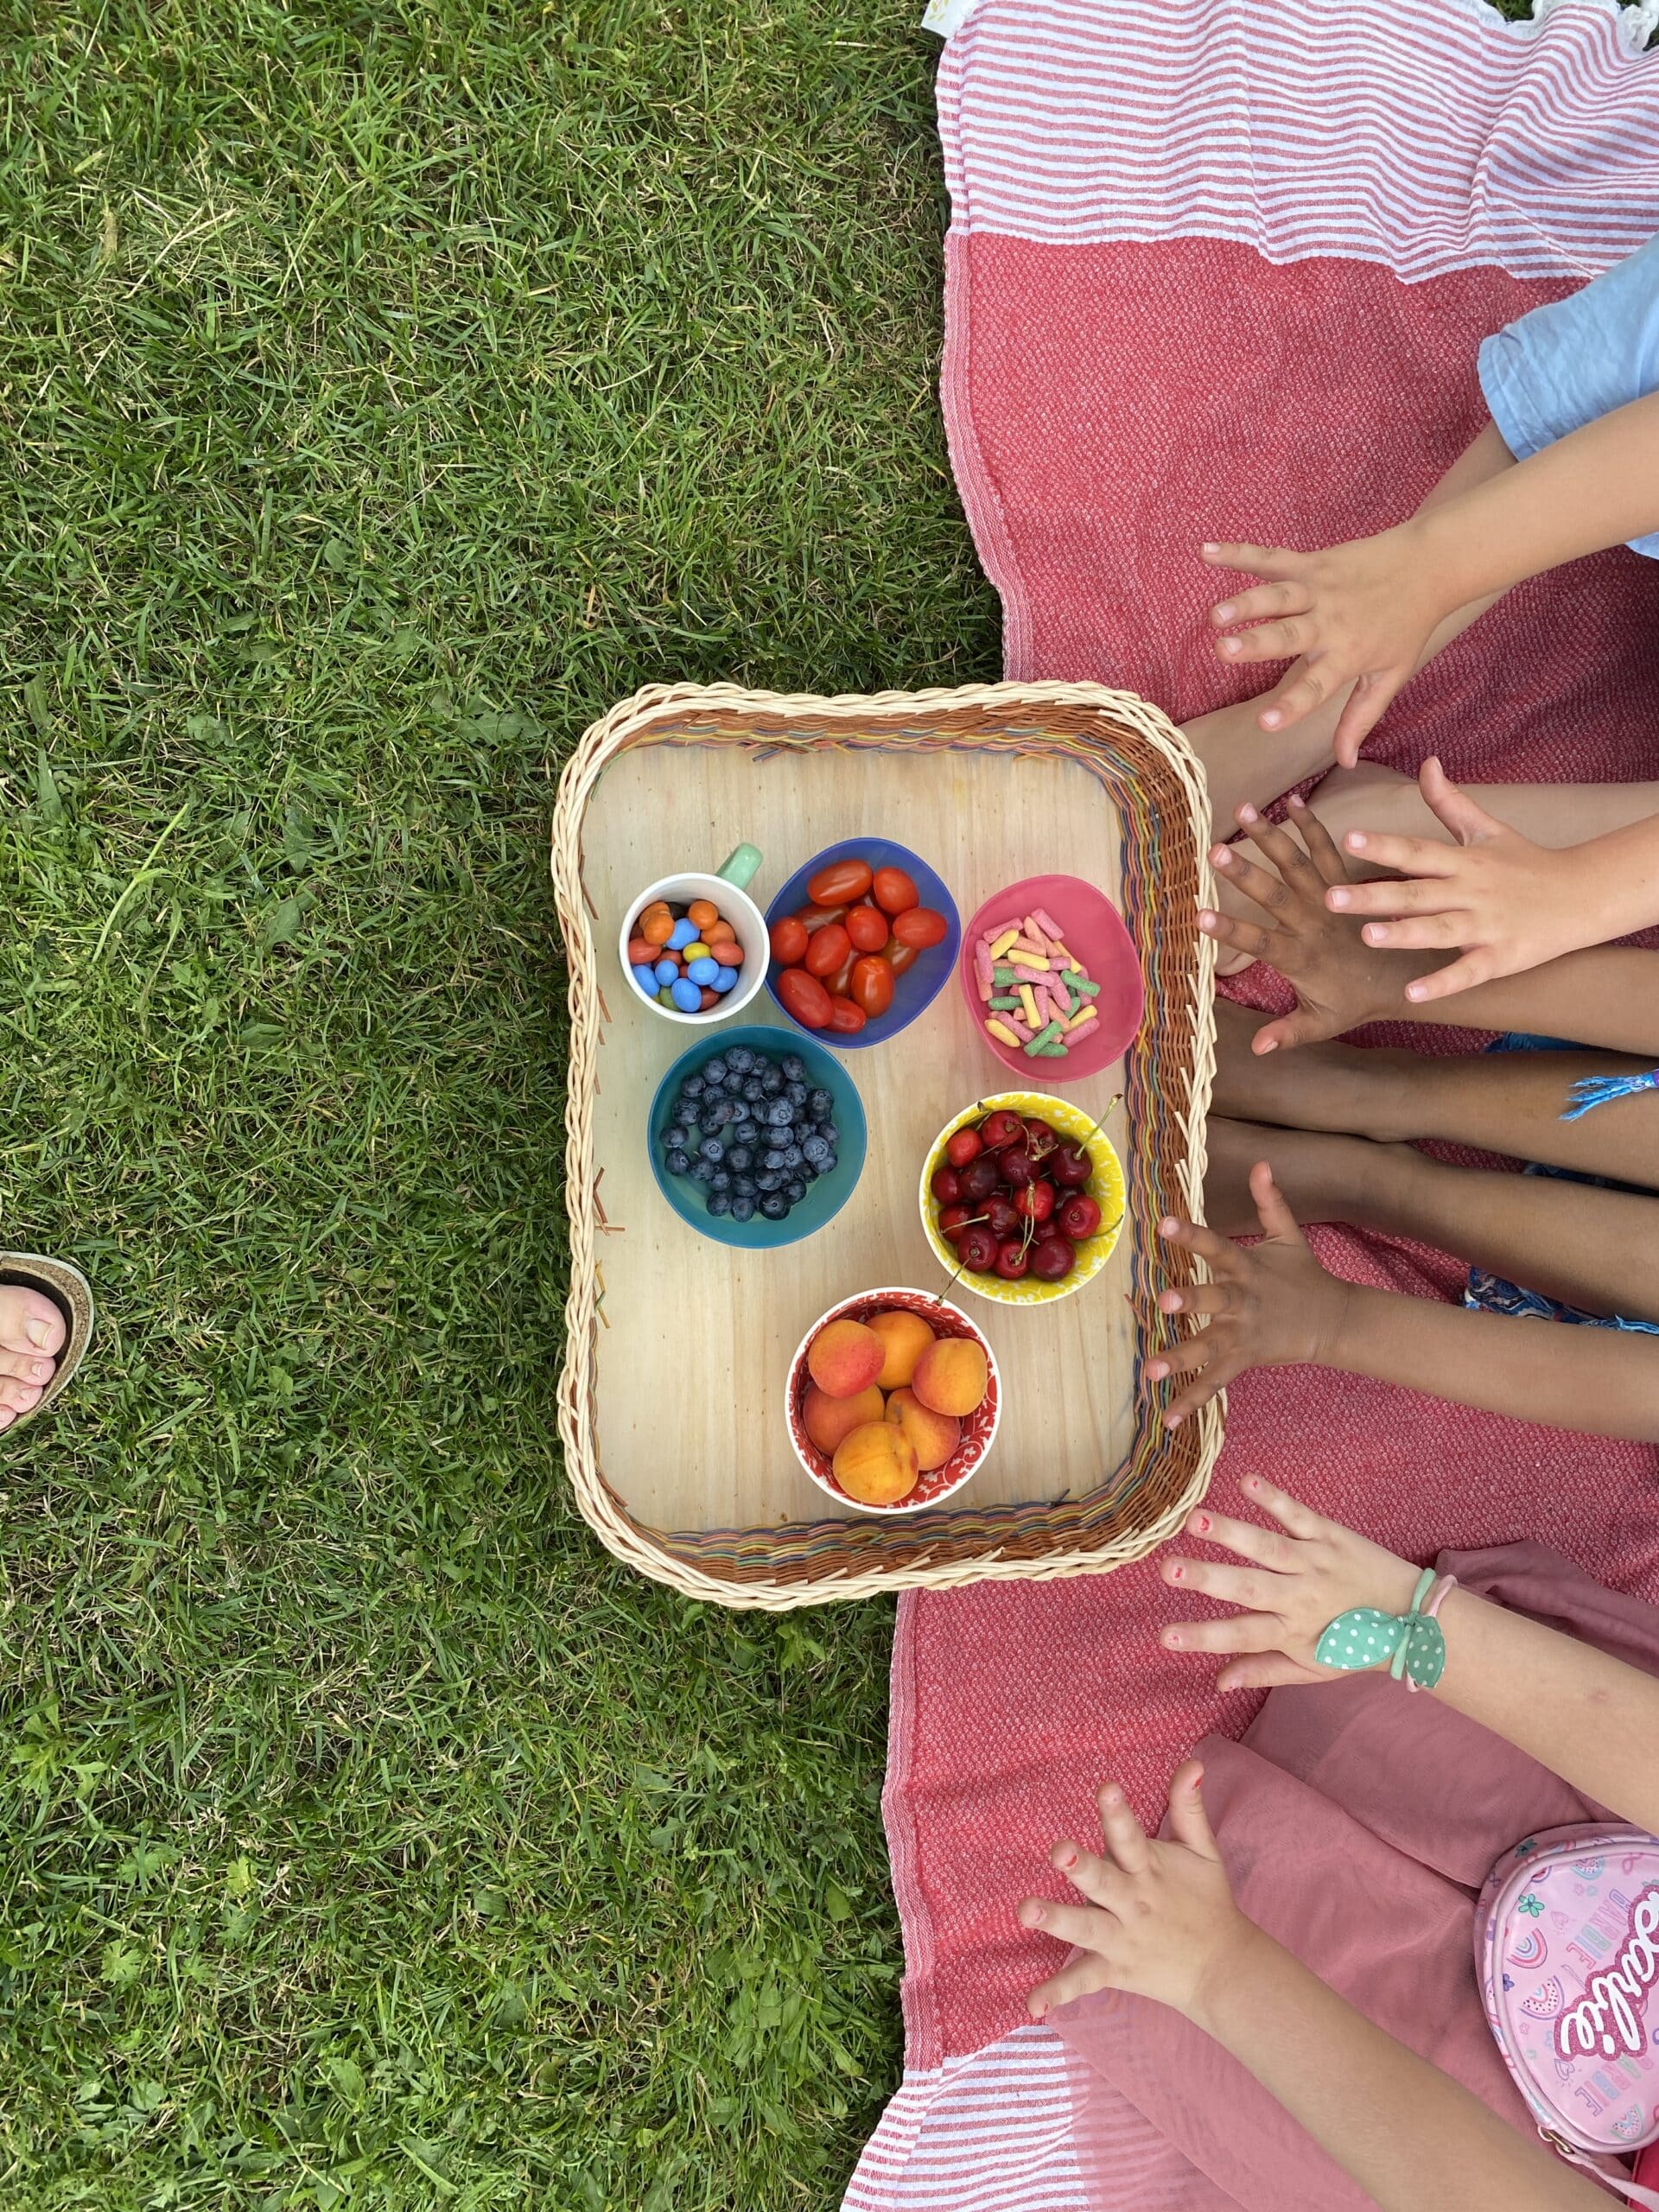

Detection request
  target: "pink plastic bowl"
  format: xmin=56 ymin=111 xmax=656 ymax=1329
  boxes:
xmin=957 ymin=874 xmax=1145 ymax=1084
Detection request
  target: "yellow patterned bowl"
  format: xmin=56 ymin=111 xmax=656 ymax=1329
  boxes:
xmin=918 ymin=1091 xmax=1127 ymax=1306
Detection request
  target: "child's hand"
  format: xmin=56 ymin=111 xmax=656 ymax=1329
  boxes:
xmin=1203 ymin=525 xmax=1447 ymax=766
xmin=1020 ymin=1764 xmax=1259 ymax=2025
xmin=1150 ymin=1162 xmax=1353 ymax=1426
xmin=1329 ymin=758 xmax=1600 ymax=1003
xmin=1198 ymin=795 xmax=1427 ymax=1050
xmin=1158 ymin=1475 xmax=1426 ymax=1692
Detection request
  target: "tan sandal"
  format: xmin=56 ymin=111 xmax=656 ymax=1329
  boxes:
xmin=0 ymin=1254 xmax=93 ymax=1433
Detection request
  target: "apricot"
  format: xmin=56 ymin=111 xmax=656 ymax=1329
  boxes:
xmin=803 ymin=1382 xmax=887 ymax=1458
xmin=868 ymin=1309 xmax=935 ymax=1391
xmin=833 ymin=1420 xmax=920 ymax=1507
xmin=806 ymin=1318 xmax=885 ymax=1399
xmin=912 ymin=1337 xmax=989 ymax=1419
xmin=886 ymin=1387 xmax=960 ymax=1474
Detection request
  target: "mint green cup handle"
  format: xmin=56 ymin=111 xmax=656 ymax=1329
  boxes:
xmin=716 ymin=844 xmax=762 ymax=893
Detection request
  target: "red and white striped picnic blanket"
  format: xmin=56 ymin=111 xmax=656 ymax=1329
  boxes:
xmin=847 ymin=3 xmax=1659 ymax=2204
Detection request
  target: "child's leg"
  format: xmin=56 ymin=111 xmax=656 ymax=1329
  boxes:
xmin=1300 ymin=759 xmax=1659 ymax=865
xmin=1212 ymin=1000 xmax=1659 ymax=1185
xmin=1185 ymin=419 xmax=1517 ymax=827
xmin=1205 ymin=1114 xmax=1659 ymax=1324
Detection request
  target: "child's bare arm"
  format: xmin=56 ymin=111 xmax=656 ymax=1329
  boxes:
xmin=1160 ymin=1475 xmax=1659 ymax=1844
xmin=1201 ymin=798 xmax=1659 ymax=1056
xmin=1154 ymin=1162 xmax=1659 ymax=1442
xmin=1204 ymin=385 xmax=1659 ymax=760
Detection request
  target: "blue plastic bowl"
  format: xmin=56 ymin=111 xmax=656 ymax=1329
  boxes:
xmin=764 ymin=839 xmax=962 ymax=1050
xmin=647 ymin=1025 xmax=868 ymax=1250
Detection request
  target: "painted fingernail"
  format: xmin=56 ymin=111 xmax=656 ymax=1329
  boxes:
xmin=1058 ymin=1847 xmax=1077 ymax=1871
xmin=1166 ymin=1630 xmax=1183 ymax=1648
xmin=25 ymin=1322 xmax=51 ymax=1347
xmin=1030 ymin=1904 xmax=1046 ymax=1926
xmin=1031 ymin=1999 xmax=1048 ymax=2018
xmin=1103 ymin=1787 xmax=1123 ymax=1808
xmin=1194 ymin=1512 xmax=1211 ymax=1533
xmin=1260 ymin=709 xmax=1281 ymax=729
xmin=1327 ymin=887 xmax=1351 ymax=908
xmin=1170 ymin=1562 xmax=1184 ymax=1580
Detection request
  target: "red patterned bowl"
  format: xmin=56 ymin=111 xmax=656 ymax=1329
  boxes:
xmin=785 ymin=1287 xmax=1001 ymax=1516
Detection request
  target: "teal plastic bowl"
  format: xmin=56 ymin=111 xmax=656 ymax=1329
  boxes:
xmin=647 ymin=1025 xmax=868 ymax=1250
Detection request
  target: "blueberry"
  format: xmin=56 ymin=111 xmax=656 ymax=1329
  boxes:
xmin=683 ymin=1075 xmax=705 ymax=1098
xmin=664 ymin=1147 xmax=690 ymax=1176
xmin=731 ymin=1193 xmax=756 ymax=1222
xmin=785 ymin=1081 xmax=807 ymax=1107
xmin=760 ymin=1067 xmax=783 ymax=1095
xmin=704 ymin=1099 xmax=734 ymax=1128
xmin=734 ymin=1122 xmax=760 ymax=1149
xmin=726 ymin=1145 xmax=752 ymax=1173
xmin=785 ymin=1178 xmax=806 ymax=1205
xmin=817 ymin=1120 xmax=840 ymax=1147
xmin=760 ymin=1148 xmax=785 ymax=1173
xmin=700 ymin=1140 xmax=725 ymax=1167
xmin=703 ymin=1058 xmax=728 ymax=1086
xmin=781 ymin=1144 xmax=803 ymax=1171
xmin=807 ymin=1089 xmax=833 ymax=1118
xmin=741 ymin=1078 xmax=764 ymax=1103
xmin=802 ymin=1135 xmax=831 ymax=1169
xmin=663 ymin=1125 xmax=689 ymax=1152
xmin=781 ymin=1055 xmax=804 ymax=1082
xmin=726 ymin=1046 xmax=753 ymax=1074
xmin=690 ymin=1160 xmax=715 ymax=1185
xmin=710 ymin=1170 xmax=732 ymax=1192
xmin=733 ymin=1174 xmax=757 ymax=1198
xmin=708 ymin=1189 xmax=733 ymax=1217
xmin=760 ymin=1192 xmax=789 ymax=1220
xmin=754 ymin=1170 xmax=783 ymax=1193
xmin=766 ymin=1098 xmax=794 ymax=1127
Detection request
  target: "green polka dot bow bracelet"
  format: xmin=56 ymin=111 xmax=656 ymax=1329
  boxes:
xmin=1313 ymin=1568 xmax=1455 ymax=1693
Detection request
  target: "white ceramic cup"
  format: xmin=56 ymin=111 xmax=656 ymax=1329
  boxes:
xmin=620 ymin=845 xmax=769 ymax=1026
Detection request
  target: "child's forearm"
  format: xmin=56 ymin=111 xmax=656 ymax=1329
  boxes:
xmin=1414 ymin=386 xmax=1659 ymax=609
xmin=1321 ymin=1286 xmax=1659 ymax=1441
xmin=1194 ymin=1926 xmax=1603 ymax=2212
xmin=1426 ymin=1588 xmax=1659 ymax=1835
xmin=1372 ymin=945 xmax=1659 ymax=1057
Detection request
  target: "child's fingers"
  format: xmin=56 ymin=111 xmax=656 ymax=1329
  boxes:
xmin=1331 ymin=874 xmax=1471 ymax=918
xmin=1217 ymin=618 xmax=1311 ymax=666
xmin=1256 ymin=662 xmax=1334 ymax=732
xmin=1161 ymin=1610 xmax=1287 ymax=1656
xmin=1166 ymin=1760 xmax=1221 ymax=1861
xmin=1362 ymin=913 xmax=1474 ymax=952
xmin=1334 ymin=828 xmax=1458 ymax=880
xmin=1236 ymin=1472 xmax=1326 ymax=1541
xmin=1418 ymin=756 xmax=1503 ymax=846
xmin=1197 ymin=909 xmax=1274 ymax=963
xmin=1145 ymin=1336 xmax=1218 ymax=1385
xmin=1163 ymin=1357 xmax=1237 ymax=1428
xmin=1216 ymin=1651 xmax=1328 ymax=1693
xmin=1054 ymin=1838 xmax=1136 ymax=1916
xmin=1096 ymin=1783 xmax=1154 ymax=1874
xmin=1232 ymin=807 xmax=1327 ymax=902
xmin=1157 ymin=1282 xmax=1236 ymax=1319
xmin=1209 ymin=842 xmax=1294 ymax=919
xmin=1199 ymin=539 xmax=1300 ymax=579
xmin=1157 ymin=1215 xmax=1240 ymax=1270
xmin=1284 ymin=795 xmax=1351 ymax=887
xmin=1250 ymin=1005 xmax=1338 ymax=1054
xmin=1027 ymin=1950 xmax=1120 ymax=2018
xmin=1020 ymin=1896 xmax=1119 ymax=1958
xmin=1249 ymin=1160 xmax=1305 ymax=1246
xmin=1329 ymin=672 xmax=1398 ymax=767
xmin=1208 ymin=579 xmax=1313 ymax=628
xmin=1180 ymin=1503 xmax=1298 ymax=1570
xmin=1160 ymin=1554 xmax=1280 ymax=1611
xmin=1404 ymin=949 xmax=1503 ymax=1005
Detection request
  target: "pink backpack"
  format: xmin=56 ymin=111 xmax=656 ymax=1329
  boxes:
xmin=1477 ymin=1823 xmax=1659 ymax=2206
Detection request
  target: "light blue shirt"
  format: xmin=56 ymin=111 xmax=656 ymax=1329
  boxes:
xmin=1478 ymin=234 xmax=1659 ymax=558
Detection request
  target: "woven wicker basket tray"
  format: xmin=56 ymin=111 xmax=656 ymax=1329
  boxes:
xmin=553 ymin=682 xmax=1219 ymax=1609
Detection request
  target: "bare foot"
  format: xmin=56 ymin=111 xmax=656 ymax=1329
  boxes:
xmin=0 ymin=1285 xmax=64 ymax=1430
xmin=1204 ymin=1116 xmax=1412 ymax=1236
xmin=1211 ymin=999 xmax=1418 ymax=1139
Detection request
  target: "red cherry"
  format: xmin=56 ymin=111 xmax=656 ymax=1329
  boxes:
xmin=1023 ymin=1116 xmax=1058 ymax=1157
xmin=1050 ymin=1142 xmax=1091 ymax=1188
xmin=946 ymin=1128 xmax=983 ymax=1169
xmin=957 ymin=1224 xmax=1000 ymax=1274
xmin=1058 ymin=1193 xmax=1103 ymax=1241
xmin=983 ymin=1194 xmax=1020 ymax=1239
xmin=981 ymin=1110 xmax=1024 ymax=1150
xmin=994 ymin=1239 xmax=1031 ymax=1281
xmin=1013 ymin=1179 xmax=1056 ymax=1224
xmin=1029 ymin=1234 xmax=1076 ymax=1281
xmin=960 ymin=1155 xmax=1002 ymax=1204
xmin=999 ymin=1147 xmax=1036 ymax=1189
xmin=931 ymin=1164 xmax=962 ymax=1205
xmin=938 ymin=1202 xmax=976 ymax=1239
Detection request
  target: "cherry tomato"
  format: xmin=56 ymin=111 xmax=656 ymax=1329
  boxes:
xmin=980 ymin=1110 xmax=1024 ymax=1150
xmin=769 ymin=915 xmax=809 ymax=966
xmin=891 ymin=906 xmax=947 ymax=950
xmin=884 ymin=940 xmax=919 ymax=978
xmin=778 ymin=967 xmax=833 ymax=1028
xmin=850 ymin=954 xmax=894 ymax=1020
xmin=827 ymin=948 xmax=856 ymax=996
xmin=945 ymin=1128 xmax=982 ymax=1169
xmin=795 ymin=902 xmax=847 ymax=935
xmin=872 ymin=866 xmax=918 ymax=916
xmin=845 ymin=903 xmax=889 ymax=953
xmin=826 ymin=995 xmax=866 ymax=1035
xmin=804 ymin=922 xmax=851 ymax=978
xmin=930 ymin=1165 xmax=962 ymax=1205
xmin=807 ymin=858 xmax=874 ymax=906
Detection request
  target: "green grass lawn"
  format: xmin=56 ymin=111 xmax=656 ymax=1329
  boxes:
xmin=0 ymin=4 xmax=999 ymax=2203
